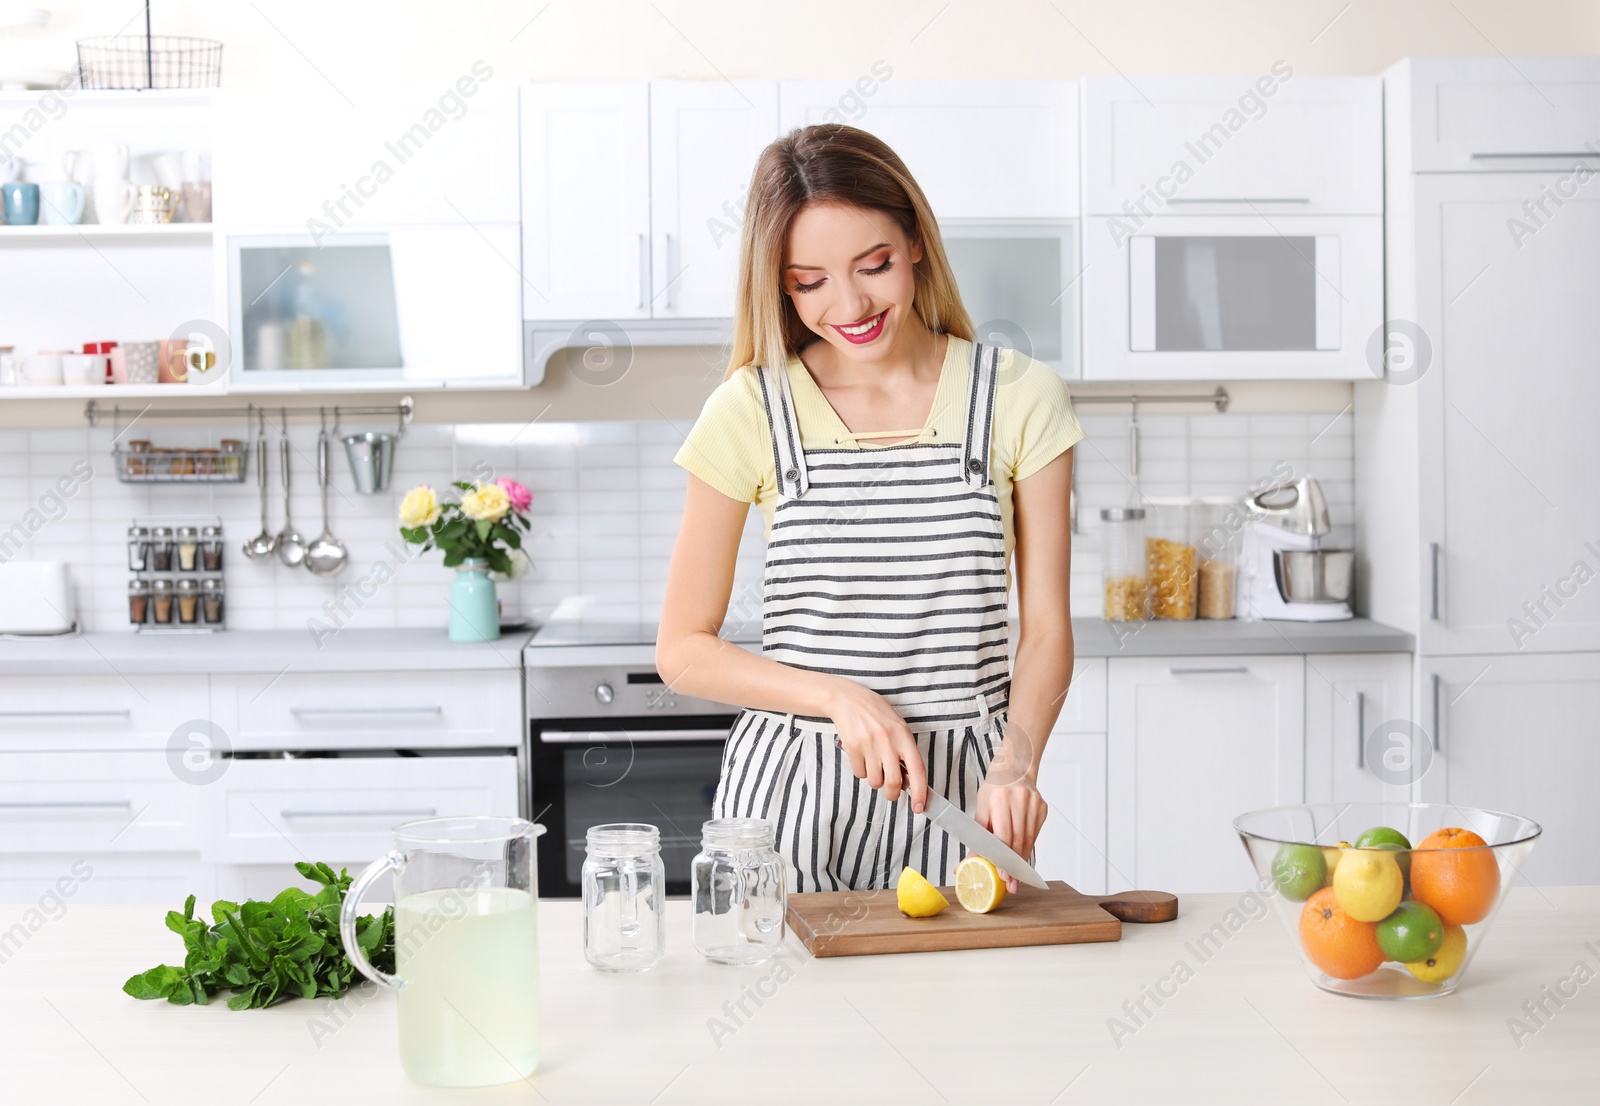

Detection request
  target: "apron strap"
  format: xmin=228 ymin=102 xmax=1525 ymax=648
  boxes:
xmin=961 ymin=341 xmax=1001 ymax=489
xmin=757 ymin=363 xmax=809 ymax=500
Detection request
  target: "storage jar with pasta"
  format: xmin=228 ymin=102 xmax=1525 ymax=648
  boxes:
xmin=1145 ymin=498 xmax=1198 ymax=620
xmin=1100 ymin=507 xmax=1147 ymax=621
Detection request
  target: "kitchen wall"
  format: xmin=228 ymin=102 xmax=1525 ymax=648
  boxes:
xmin=0 ymin=408 xmax=1352 ymax=634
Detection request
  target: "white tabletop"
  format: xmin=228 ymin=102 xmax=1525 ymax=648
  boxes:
xmin=0 ymin=886 xmax=1593 ymax=1104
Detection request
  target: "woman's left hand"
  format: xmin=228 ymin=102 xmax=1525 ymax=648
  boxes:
xmin=974 ymin=772 xmax=1048 ymax=895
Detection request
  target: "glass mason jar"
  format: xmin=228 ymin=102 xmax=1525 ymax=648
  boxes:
xmin=1099 ymin=507 xmax=1147 ymax=622
xmin=582 ymin=823 xmax=666 ymax=973
xmin=691 ymin=818 xmax=786 ymax=965
xmin=1193 ymin=496 xmax=1241 ymax=620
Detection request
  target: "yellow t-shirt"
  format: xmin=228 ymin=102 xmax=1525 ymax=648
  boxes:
xmin=673 ymin=335 xmax=1085 ymax=575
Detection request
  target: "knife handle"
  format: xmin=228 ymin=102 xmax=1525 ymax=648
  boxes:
xmin=1096 ymin=891 xmax=1179 ymax=924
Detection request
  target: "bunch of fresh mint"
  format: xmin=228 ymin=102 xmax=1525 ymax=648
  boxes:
xmin=123 ymin=861 xmax=394 ymax=1011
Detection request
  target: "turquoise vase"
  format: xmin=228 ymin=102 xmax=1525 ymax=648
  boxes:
xmin=448 ymin=558 xmax=500 ymax=642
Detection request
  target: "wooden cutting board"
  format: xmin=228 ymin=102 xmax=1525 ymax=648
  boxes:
xmin=786 ymin=881 xmax=1179 ymax=957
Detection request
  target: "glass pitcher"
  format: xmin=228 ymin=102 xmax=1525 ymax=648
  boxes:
xmin=340 ymin=816 xmax=545 ymax=1089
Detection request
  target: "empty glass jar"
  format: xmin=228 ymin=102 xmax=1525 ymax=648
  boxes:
xmin=691 ymin=818 xmax=785 ymax=965
xmin=582 ymin=823 xmax=666 ymax=973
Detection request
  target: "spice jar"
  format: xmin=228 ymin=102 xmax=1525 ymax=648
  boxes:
xmin=176 ymin=578 xmax=199 ymax=624
xmin=127 ymin=525 xmax=150 ymax=572
xmin=149 ymin=527 xmax=175 ymax=571
xmin=1146 ymin=499 xmax=1198 ymax=620
xmin=124 ymin=440 xmax=151 ymax=477
xmin=176 ymin=526 xmax=200 ymax=572
xmin=149 ymin=448 xmax=173 ymax=478
xmin=127 ymin=579 xmax=150 ymax=625
xmin=201 ymin=577 xmax=225 ymax=624
xmin=582 ymin=823 xmax=666 ymax=973
xmin=1100 ymin=507 xmax=1147 ymax=622
xmin=1194 ymin=497 xmax=1240 ymax=620
xmin=195 ymin=449 xmax=219 ymax=476
xmin=219 ymin=440 xmax=243 ymax=477
xmin=200 ymin=525 xmax=224 ymax=571
xmin=691 ymin=818 xmax=786 ymax=965
xmin=150 ymin=579 xmax=174 ymax=624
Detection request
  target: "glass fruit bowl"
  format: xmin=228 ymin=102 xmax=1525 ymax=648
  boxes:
xmin=1234 ymin=802 xmax=1540 ymax=1000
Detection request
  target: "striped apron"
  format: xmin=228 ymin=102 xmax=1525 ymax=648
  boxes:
xmin=710 ymin=340 xmax=1013 ymax=892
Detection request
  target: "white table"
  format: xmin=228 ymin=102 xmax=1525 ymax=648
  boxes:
xmin=1 ymin=887 xmax=1595 ymax=1104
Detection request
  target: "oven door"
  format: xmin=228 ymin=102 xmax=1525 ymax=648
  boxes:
xmin=1083 ymin=212 xmax=1381 ymax=380
xmin=529 ymin=715 xmax=735 ymax=898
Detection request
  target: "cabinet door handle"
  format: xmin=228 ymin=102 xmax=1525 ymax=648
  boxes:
xmin=1164 ymin=197 xmax=1311 ymax=204
xmin=0 ymin=800 xmax=133 ymax=810
xmin=1429 ymin=543 xmax=1441 ymax=621
xmin=664 ymin=231 xmax=675 ymax=310
xmin=1168 ymin=666 xmax=1248 ymax=676
xmin=1355 ymin=691 xmax=1365 ymax=769
xmin=637 ymin=231 xmax=649 ymax=310
xmin=280 ymin=807 xmax=437 ymax=819
xmin=1431 ymin=673 xmax=1441 ymax=751
xmin=0 ymin=709 xmax=132 ymax=719
xmin=1470 ymin=151 xmax=1600 ymax=159
xmin=288 ymin=706 xmax=443 ymax=718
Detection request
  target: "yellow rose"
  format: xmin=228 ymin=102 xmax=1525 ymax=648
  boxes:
xmin=399 ymin=485 xmax=441 ymax=528
xmin=459 ymin=481 xmax=511 ymax=523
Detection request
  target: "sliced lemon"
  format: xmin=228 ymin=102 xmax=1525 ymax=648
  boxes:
xmin=896 ymin=866 xmax=949 ymax=918
xmin=955 ymin=855 xmax=1008 ymax=914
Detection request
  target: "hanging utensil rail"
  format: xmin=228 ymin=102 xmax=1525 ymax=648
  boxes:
xmin=83 ymin=397 xmax=414 ymax=436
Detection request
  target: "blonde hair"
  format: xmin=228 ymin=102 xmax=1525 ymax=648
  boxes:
xmin=726 ymin=124 xmax=973 ymax=381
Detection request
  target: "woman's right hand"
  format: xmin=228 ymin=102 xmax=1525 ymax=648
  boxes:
xmin=825 ymin=679 xmax=929 ymax=813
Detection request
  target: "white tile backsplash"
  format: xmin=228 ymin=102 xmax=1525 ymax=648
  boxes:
xmin=0 ymin=409 xmax=1354 ymax=633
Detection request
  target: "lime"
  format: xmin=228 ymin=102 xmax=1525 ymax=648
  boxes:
xmin=1355 ymin=826 xmax=1413 ymax=880
xmin=1272 ymin=844 xmax=1327 ymax=901
xmin=1406 ymin=924 xmax=1468 ymax=982
xmin=1376 ymin=900 xmax=1443 ymax=962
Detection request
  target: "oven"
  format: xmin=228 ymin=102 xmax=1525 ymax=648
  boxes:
xmin=523 ymin=621 xmax=757 ymax=899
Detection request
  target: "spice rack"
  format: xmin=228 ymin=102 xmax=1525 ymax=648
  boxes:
xmin=115 ymin=444 xmax=246 ymax=483
xmin=128 ymin=514 xmax=226 ymax=633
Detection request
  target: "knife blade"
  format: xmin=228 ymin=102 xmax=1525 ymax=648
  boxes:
xmin=922 ymin=788 xmax=1049 ymax=889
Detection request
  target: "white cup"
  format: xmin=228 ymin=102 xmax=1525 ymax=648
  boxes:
xmin=61 ymin=353 xmax=104 ymax=386
xmin=24 ymin=353 xmax=65 ymax=386
xmin=153 ymin=152 xmax=185 ymax=191
xmin=93 ymin=178 xmax=132 ymax=225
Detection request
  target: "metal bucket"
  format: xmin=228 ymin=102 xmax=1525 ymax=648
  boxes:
xmin=342 ymin=431 xmax=396 ymax=494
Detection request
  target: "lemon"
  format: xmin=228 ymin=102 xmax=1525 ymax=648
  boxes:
xmin=1321 ymin=840 xmax=1352 ymax=885
xmin=1406 ymin=924 xmax=1467 ymax=983
xmin=1332 ymin=847 xmax=1404 ymax=922
xmin=896 ymin=866 xmax=949 ymax=918
xmin=955 ymin=855 xmax=1008 ymax=914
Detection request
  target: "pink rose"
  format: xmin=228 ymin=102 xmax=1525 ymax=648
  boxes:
xmin=494 ymin=477 xmax=532 ymax=514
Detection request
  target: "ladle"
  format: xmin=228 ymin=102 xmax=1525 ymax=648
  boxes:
xmin=304 ymin=425 xmax=349 ymax=577
xmin=274 ymin=415 xmax=308 ymax=568
xmin=242 ymin=410 xmax=278 ymax=560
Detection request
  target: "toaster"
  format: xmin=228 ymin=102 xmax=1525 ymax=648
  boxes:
xmin=0 ymin=561 xmax=76 ymax=634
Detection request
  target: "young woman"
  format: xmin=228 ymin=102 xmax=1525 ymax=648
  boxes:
xmin=656 ymin=124 xmax=1083 ymax=894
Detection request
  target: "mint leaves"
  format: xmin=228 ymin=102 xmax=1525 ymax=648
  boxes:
xmin=123 ymin=861 xmax=394 ymax=1011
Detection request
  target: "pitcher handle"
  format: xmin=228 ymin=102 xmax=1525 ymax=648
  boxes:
xmin=340 ymin=849 xmax=404 ymax=991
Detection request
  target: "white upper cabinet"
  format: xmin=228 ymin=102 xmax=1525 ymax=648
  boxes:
xmin=213 ymin=76 xmax=518 ymax=227
xmin=650 ymin=81 xmax=780 ymax=319
xmin=520 ymin=82 xmax=652 ymax=322
xmin=1391 ymin=56 xmax=1600 ymax=172
xmin=1083 ymin=74 xmax=1381 ymax=215
xmin=779 ymin=79 xmax=1079 ymax=218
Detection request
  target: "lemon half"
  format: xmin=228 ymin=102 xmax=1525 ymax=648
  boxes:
xmin=896 ymin=866 xmax=949 ymax=917
xmin=955 ymin=855 xmax=1008 ymax=914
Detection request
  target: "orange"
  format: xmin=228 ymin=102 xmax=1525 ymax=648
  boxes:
xmin=1298 ymin=887 xmax=1384 ymax=980
xmin=1410 ymin=827 xmax=1500 ymax=926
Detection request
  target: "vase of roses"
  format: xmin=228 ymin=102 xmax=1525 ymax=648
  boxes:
xmin=398 ymin=477 xmax=533 ymax=642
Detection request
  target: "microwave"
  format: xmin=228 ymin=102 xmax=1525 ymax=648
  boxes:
xmin=1082 ymin=213 xmax=1382 ymax=380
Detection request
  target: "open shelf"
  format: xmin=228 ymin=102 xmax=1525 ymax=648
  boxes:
xmin=0 ymin=223 xmax=213 ymax=243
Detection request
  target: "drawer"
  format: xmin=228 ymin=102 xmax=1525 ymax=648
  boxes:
xmin=219 ymin=670 xmax=521 ymax=751
xmin=0 ymin=676 xmax=210 ymax=752
xmin=201 ymin=754 xmax=519 ymax=864
xmin=0 ymin=752 xmax=203 ymax=854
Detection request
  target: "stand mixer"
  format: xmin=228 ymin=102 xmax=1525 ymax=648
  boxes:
xmin=1236 ymin=475 xmax=1353 ymax=622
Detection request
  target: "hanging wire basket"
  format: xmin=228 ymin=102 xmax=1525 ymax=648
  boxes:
xmin=76 ymin=35 xmax=222 ymax=89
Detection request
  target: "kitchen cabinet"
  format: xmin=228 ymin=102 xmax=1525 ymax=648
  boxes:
xmin=780 ymin=80 xmax=1080 ymax=218
xmin=1033 ymin=660 xmax=1107 ymax=894
xmin=212 ymin=81 xmax=518 ymax=227
xmin=1303 ymin=653 xmax=1413 ymax=804
xmin=1417 ymin=653 xmax=1600 ymax=886
xmin=1107 ymin=655 xmax=1304 ymax=894
xmin=1082 ymin=75 xmax=1382 ymax=215
xmin=0 ymin=675 xmax=210 ymax=753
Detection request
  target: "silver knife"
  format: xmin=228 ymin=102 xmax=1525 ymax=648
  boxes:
xmin=921 ymin=788 xmax=1049 ymax=890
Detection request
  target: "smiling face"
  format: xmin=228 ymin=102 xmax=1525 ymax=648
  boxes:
xmin=782 ymin=202 xmax=924 ymax=366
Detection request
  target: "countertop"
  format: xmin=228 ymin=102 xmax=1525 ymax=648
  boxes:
xmin=0 ymin=627 xmax=537 ymax=676
xmin=0 ymin=886 xmax=1589 ymax=1104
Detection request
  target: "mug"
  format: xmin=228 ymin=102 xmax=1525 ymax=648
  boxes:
xmin=24 ymin=352 xmax=64 ymax=386
xmin=184 ymin=338 xmax=220 ymax=384
xmin=61 ymin=353 xmax=104 ymax=387
xmin=341 ymin=816 xmax=545 ymax=1088
xmin=41 ymin=181 xmax=84 ymax=225
xmin=93 ymin=178 xmax=132 ymax=225
xmin=130 ymin=184 xmax=177 ymax=225
xmin=85 ymin=342 xmax=118 ymax=385
xmin=123 ymin=341 xmax=159 ymax=385
xmin=1 ymin=182 xmax=40 ymax=226
xmin=159 ymin=338 xmax=187 ymax=383
xmin=107 ymin=346 xmax=127 ymax=384
xmin=180 ymin=180 xmax=211 ymax=223
xmin=0 ymin=350 xmax=17 ymax=386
